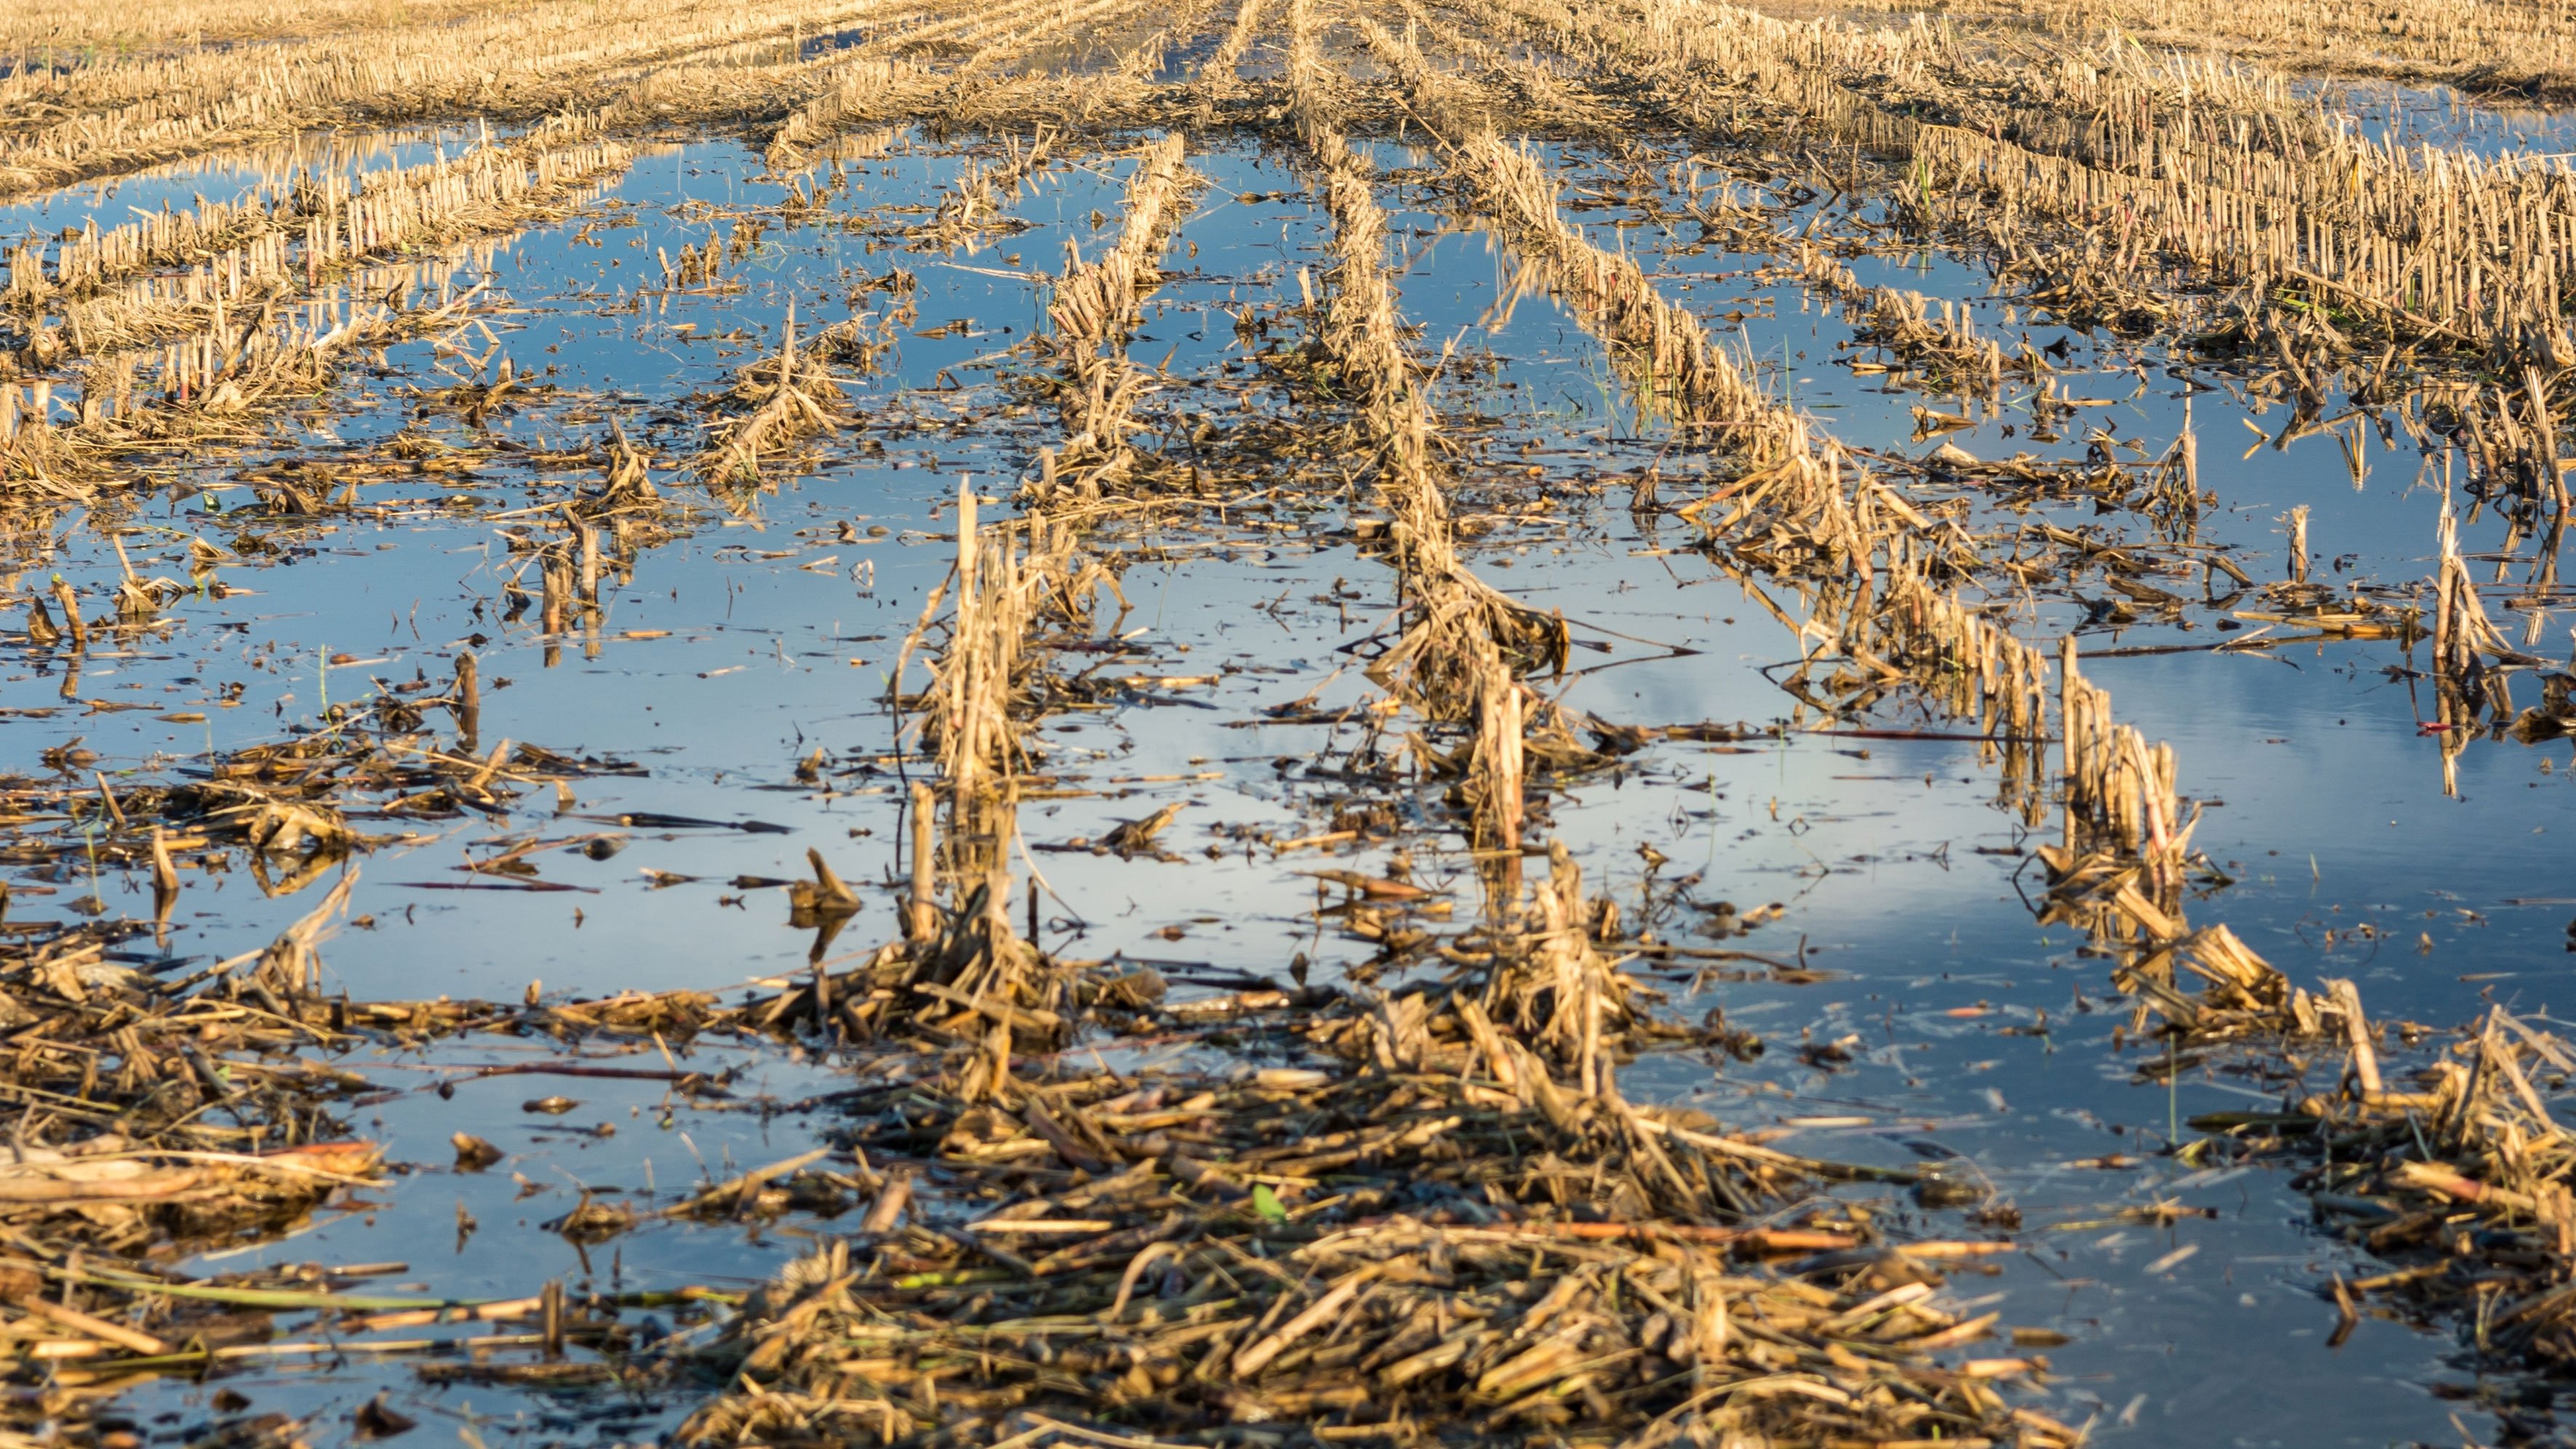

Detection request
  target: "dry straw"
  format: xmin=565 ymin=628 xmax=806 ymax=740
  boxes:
xmin=20 ymin=0 xmax=2576 ymax=1429
xmin=0 ymin=0 xmax=886 ymax=199
xmin=689 ymin=300 xmax=847 ymax=490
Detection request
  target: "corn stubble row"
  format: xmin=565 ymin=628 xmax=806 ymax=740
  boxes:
xmin=1825 ymin=0 xmax=2576 ymax=97
xmin=9 ymin=129 xmax=627 ymax=365
xmin=1031 ymin=133 xmax=1199 ymax=500
xmin=0 ymin=0 xmax=1158 ymax=220
xmin=0 ymin=0 xmax=907 ymax=197
xmin=0 ymin=127 xmax=631 ymax=485
xmin=758 ymin=0 xmax=1195 ymax=161
xmin=4 ymin=113 xmax=605 ymax=303
xmin=1472 ymin=0 xmax=2576 ymax=364
xmin=1288 ymin=0 xmax=1590 ymax=866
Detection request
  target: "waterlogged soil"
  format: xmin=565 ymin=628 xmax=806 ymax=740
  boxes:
xmin=10 ymin=117 xmax=2576 ymax=1448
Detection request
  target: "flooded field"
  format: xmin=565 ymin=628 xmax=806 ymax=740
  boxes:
xmin=8 ymin=0 xmax=2576 ymax=1446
